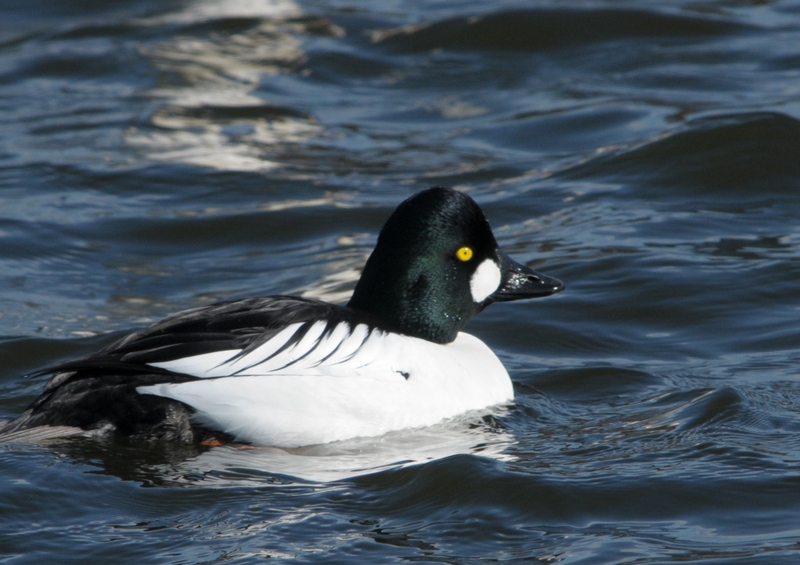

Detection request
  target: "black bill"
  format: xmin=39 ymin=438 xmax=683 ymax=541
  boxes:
xmin=488 ymin=251 xmax=564 ymax=303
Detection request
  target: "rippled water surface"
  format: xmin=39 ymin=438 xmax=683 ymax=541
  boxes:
xmin=3 ymin=0 xmax=800 ymax=563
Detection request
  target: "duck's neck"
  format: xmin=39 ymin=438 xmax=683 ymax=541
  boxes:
xmin=347 ymin=262 xmax=473 ymax=345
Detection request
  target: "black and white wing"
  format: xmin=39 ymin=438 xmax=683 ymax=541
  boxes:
xmin=0 ymin=296 xmax=394 ymax=440
xmin=47 ymin=296 xmax=392 ymax=381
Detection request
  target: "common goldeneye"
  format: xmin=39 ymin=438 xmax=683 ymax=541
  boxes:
xmin=0 ymin=187 xmax=563 ymax=447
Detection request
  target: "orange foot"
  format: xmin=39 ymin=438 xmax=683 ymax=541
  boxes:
xmin=200 ymin=438 xmax=224 ymax=447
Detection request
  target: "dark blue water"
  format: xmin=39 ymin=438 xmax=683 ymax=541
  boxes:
xmin=3 ymin=0 xmax=800 ymax=562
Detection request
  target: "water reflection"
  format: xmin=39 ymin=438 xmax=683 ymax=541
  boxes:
xmin=126 ymin=0 xmax=327 ymax=172
xmin=38 ymin=410 xmax=515 ymax=485
xmin=179 ymin=415 xmax=515 ymax=483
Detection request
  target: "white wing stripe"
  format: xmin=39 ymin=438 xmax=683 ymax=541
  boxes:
xmin=235 ymin=322 xmax=373 ymax=374
xmin=247 ymin=319 xmax=329 ymax=373
xmin=344 ymin=328 xmax=386 ymax=369
xmin=149 ymin=349 xmax=242 ymax=377
xmin=222 ymin=323 xmax=304 ymax=374
xmin=306 ymin=321 xmax=354 ymax=368
xmin=144 ymin=320 xmax=389 ymax=379
xmin=330 ymin=323 xmax=371 ymax=366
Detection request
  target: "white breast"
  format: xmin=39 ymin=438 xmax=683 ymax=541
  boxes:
xmin=136 ymin=324 xmax=514 ymax=447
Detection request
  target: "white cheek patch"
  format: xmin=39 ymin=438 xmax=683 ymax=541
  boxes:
xmin=470 ymin=259 xmax=502 ymax=303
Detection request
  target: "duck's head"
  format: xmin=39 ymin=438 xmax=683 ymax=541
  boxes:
xmin=347 ymin=186 xmax=564 ymax=344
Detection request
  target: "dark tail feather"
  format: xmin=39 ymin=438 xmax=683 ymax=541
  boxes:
xmin=1 ymin=372 xmax=228 ymax=444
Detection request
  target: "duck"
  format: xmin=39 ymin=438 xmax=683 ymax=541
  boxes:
xmin=0 ymin=187 xmax=563 ymax=447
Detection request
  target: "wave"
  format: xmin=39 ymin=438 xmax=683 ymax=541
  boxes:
xmin=561 ymin=112 xmax=800 ymax=197
xmin=373 ymin=7 xmax=750 ymax=53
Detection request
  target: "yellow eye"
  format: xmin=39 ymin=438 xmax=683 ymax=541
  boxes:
xmin=456 ymin=246 xmax=473 ymax=262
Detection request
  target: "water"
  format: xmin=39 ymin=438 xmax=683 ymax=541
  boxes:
xmin=2 ymin=0 xmax=800 ymax=562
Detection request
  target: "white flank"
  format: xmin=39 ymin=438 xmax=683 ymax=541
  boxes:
xmin=137 ymin=331 xmax=514 ymax=448
xmin=469 ymin=259 xmax=501 ymax=303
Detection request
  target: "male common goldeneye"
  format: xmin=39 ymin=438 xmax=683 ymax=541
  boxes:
xmin=0 ymin=187 xmax=563 ymax=447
